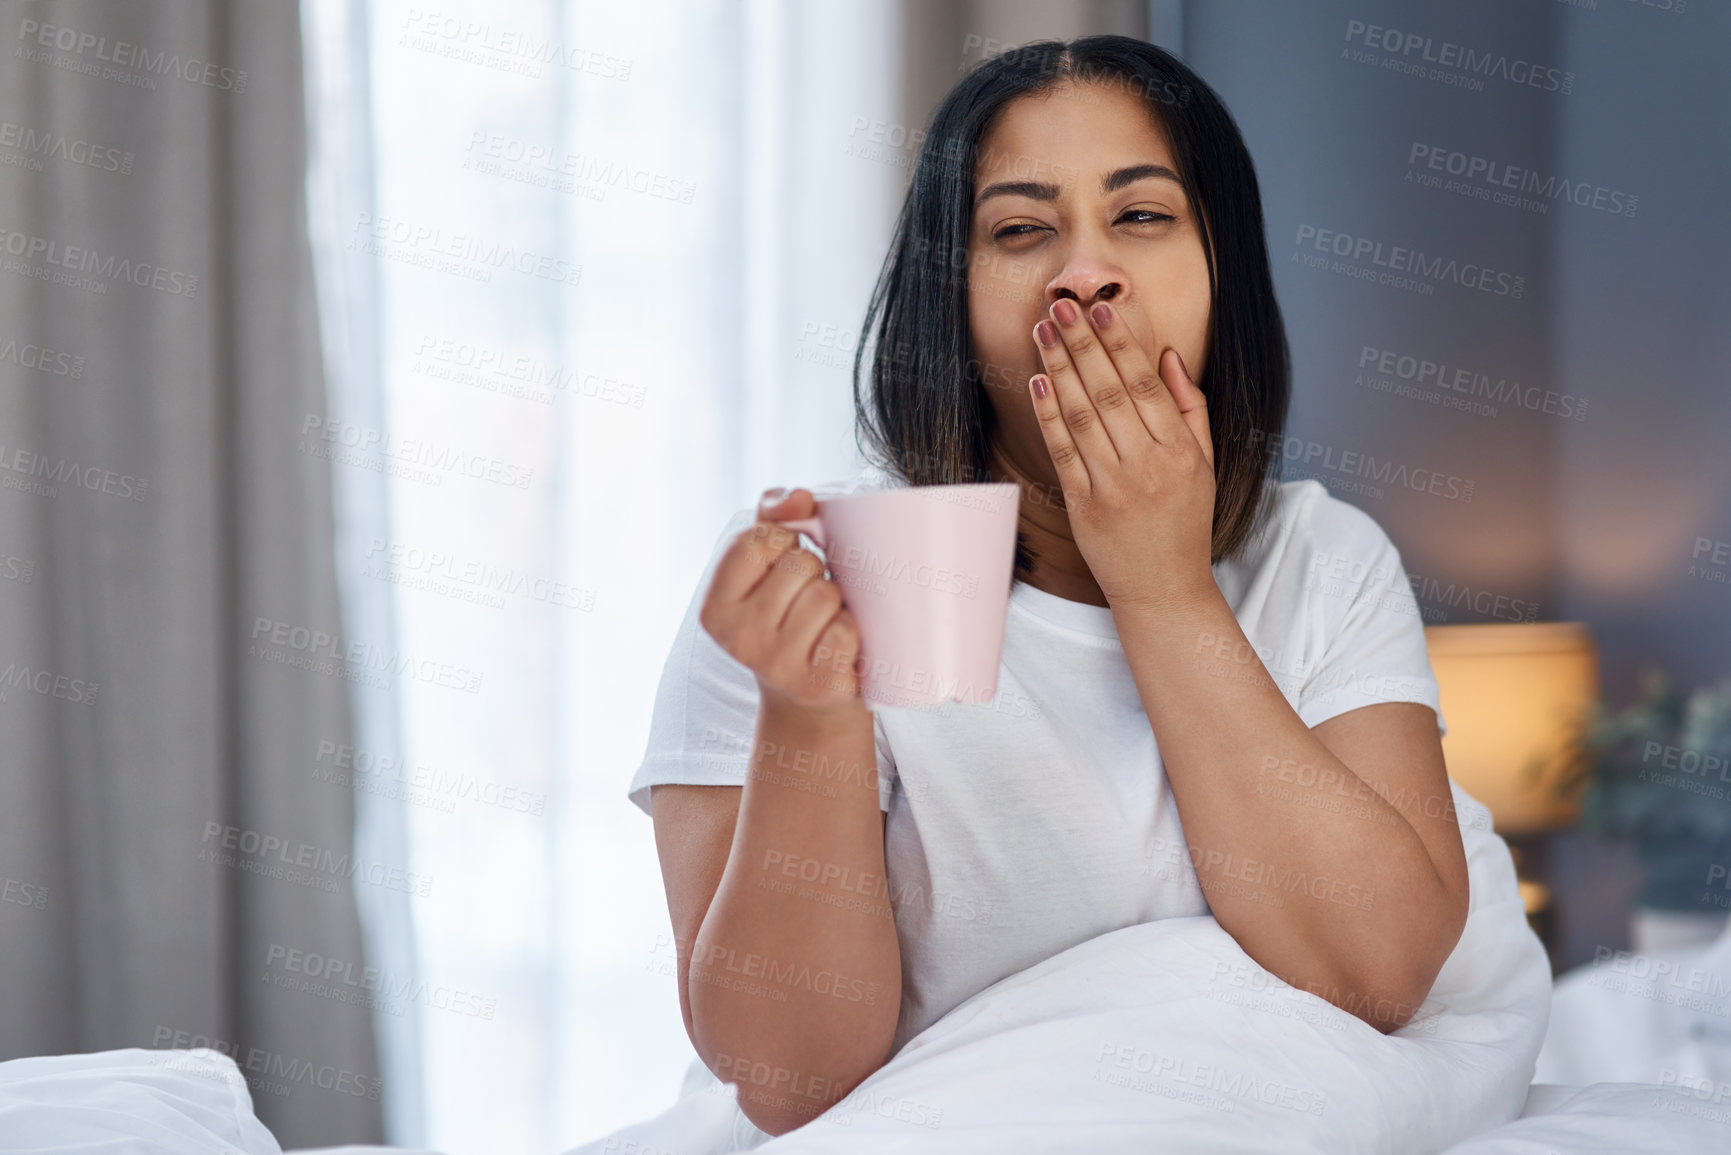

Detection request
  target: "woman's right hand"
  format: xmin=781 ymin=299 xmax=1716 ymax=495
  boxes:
xmin=699 ymin=488 xmax=865 ymax=718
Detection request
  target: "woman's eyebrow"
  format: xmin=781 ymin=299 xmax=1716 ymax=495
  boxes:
xmin=973 ymin=163 xmax=1181 ymax=209
xmin=1101 ymin=162 xmax=1181 ymax=193
xmin=974 ymin=179 xmax=1059 ymax=208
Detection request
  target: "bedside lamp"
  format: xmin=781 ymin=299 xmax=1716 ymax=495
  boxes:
xmin=1424 ymin=622 xmax=1600 ymax=943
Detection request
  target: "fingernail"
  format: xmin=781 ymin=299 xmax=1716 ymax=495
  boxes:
xmin=1090 ymin=302 xmax=1112 ymax=327
xmin=761 ymin=486 xmax=788 ymax=505
xmin=1030 ymin=374 xmax=1049 ymax=399
xmin=1052 ymin=299 xmax=1079 ymax=325
xmin=1035 ymin=320 xmax=1057 ymax=347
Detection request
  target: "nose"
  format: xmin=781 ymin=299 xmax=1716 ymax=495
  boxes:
xmin=1046 ymin=258 xmax=1126 ymax=308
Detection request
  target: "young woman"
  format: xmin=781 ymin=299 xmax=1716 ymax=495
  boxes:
xmin=629 ymin=36 xmax=1468 ymax=1140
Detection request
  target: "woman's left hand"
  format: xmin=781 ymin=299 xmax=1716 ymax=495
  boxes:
xmin=1028 ymin=297 xmax=1218 ymax=613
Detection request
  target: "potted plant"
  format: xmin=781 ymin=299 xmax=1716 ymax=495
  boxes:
xmin=1559 ymin=669 xmax=1731 ymax=952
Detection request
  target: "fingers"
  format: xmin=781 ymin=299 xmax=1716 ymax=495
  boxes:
xmin=699 ymin=486 xmax=863 ymax=712
xmin=753 ymin=543 xmax=829 ymax=637
xmin=1160 ymin=348 xmax=1215 ymax=470
xmin=1027 ymin=369 xmax=1090 ymax=500
xmin=1032 ymin=304 xmax=1119 ymax=483
xmin=1039 ymin=297 xmax=1153 ymax=465
xmin=709 ymin=517 xmax=798 ymax=607
xmin=708 ymin=488 xmax=817 ymax=605
xmin=1086 ymin=300 xmax=1186 ymax=451
xmin=782 ymin=588 xmax=853 ymax=692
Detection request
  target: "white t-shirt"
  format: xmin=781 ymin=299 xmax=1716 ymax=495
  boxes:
xmin=628 ymin=465 xmax=1448 ymax=1056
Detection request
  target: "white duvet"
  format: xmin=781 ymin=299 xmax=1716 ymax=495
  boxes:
xmin=6 ymin=784 xmax=1726 ymax=1153
xmin=575 ymin=781 xmax=1553 ymax=1155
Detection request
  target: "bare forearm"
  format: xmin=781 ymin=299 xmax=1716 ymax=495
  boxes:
xmin=1114 ymin=590 xmax=1456 ymax=1027
xmin=686 ymin=696 xmax=901 ymax=1134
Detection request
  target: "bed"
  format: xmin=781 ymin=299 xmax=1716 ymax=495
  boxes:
xmin=1 ymin=1048 xmax=1721 ymax=1155
xmin=4 ymin=785 xmax=1726 ymax=1154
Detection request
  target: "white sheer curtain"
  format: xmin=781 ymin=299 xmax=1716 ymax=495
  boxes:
xmin=301 ymin=1 xmax=903 ymax=1150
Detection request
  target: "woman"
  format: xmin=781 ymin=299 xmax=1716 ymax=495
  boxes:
xmin=628 ymin=36 xmax=1468 ymax=1140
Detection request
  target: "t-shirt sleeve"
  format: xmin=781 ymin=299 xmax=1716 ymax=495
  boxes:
xmin=627 ymin=507 xmax=898 ymax=818
xmin=1292 ymin=488 xmax=1449 ymax=739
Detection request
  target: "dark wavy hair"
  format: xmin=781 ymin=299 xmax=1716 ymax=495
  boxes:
xmin=851 ymin=35 xmax=1290 ymax=580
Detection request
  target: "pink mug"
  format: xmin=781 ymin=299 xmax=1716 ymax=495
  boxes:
xmin=769 ymin=483 xmax=1020 ymax=710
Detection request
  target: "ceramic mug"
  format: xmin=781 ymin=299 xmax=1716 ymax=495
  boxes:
xmin=765 ymin=482 xmax=1020 ymax=710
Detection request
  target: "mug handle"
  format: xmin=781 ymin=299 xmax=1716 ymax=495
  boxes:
xmin=757 ymin=493 xmax=828 ymax=558
xmin=778 ymin=516 xmax=823 ymax=561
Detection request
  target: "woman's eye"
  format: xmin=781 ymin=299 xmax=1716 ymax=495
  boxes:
xmin=993 ymin=223 xmax=1045 ymax=241
xmin=1120 ymin=210 xmax=1175 ymax=225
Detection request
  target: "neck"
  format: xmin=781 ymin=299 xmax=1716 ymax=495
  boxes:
xmin=986 ymin=440 xmax=1111 ymax=608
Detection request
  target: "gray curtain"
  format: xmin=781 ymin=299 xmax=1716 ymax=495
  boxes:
xmin=0 ymin=0 xmax=382 ymax=1146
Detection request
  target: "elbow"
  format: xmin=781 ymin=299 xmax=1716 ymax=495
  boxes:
xmin=736 ymin=1095 xmax=812 ymax=1138
xmin=1361 ymin=910 xmax=1469 ymax=1035
xmin=732 ymin=1059 xmax=882 ymax=1137
xmin=716 ymin=1017 xmax=899 ymax=1137
xmin=1349 ymin=881 xmax=1470 ymax=1036
xmin=1338 ymin=966 xmax=1436 ymax=1035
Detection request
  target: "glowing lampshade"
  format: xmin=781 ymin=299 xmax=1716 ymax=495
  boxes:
xmin=1424 ymin=622 xmax=1599 ymax=836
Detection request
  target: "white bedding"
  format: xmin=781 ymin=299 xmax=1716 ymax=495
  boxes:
xmin=1442 ymin=1081 xmax=1731 ymax=1152
xmin=566 ymin=782 xmax=1553 ymax=1154
xmin=4 ymin=1050 xmax=1722 ymax=1155
xmin=4 ymin=788 xmax=1724 ymax=1153
xmin=0 ymin=1046 xmax=282 ymax=1154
